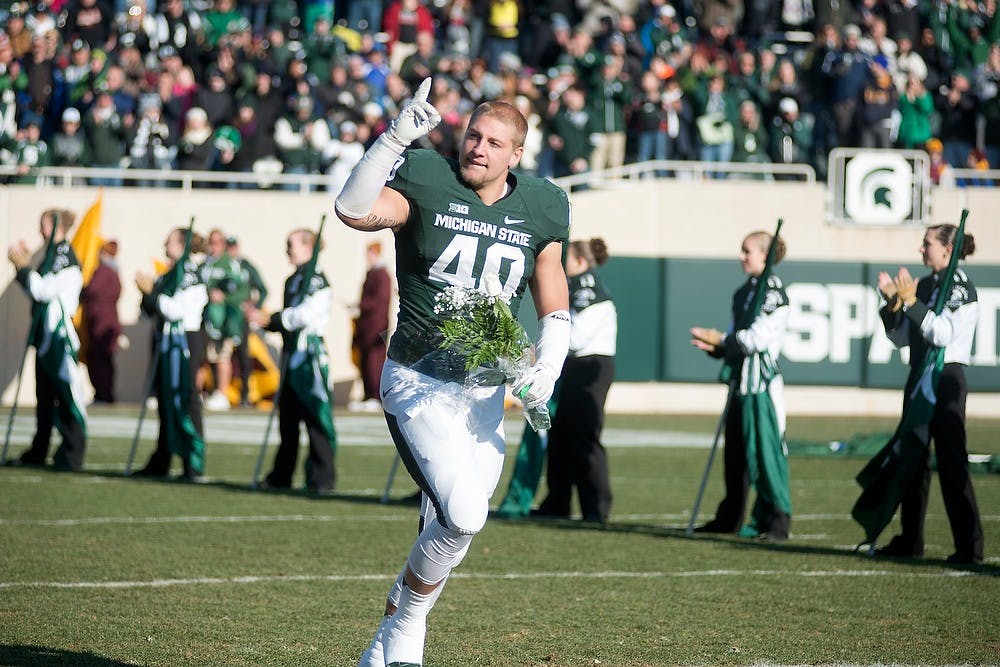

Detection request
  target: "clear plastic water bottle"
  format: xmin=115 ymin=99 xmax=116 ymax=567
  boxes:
xmin=524 ymin=404 xmax=551 ymax=431
xmin=517 ymin=386 xmax=551 ymax=431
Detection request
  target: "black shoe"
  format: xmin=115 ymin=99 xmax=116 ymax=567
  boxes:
xmin=133 ymin=466 xmax=169 ymax=478
xmin=257 ymin=478 xmax=290 ymax=491
xmin=760 ymin=530 xmax=789 ymax=542
xmin=307 ymin=485 xmax=334 ymax=497
xmin=177 ymin=472 xmax=207 ymax=484
xmin=693 ymin=520 xmax=736 ymax=534
xmin=874 ymin=535 xmax=923 ymax=559
xmin=18 ymin=451 xmax=46 ymax=467
xmin=945 ymin=552 xmax=983 ymax=565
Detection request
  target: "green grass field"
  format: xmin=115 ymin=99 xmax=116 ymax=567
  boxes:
xmin=1 ymin=408 xmax=998 ymax=666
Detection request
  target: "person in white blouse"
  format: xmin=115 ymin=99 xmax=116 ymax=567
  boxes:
xmin=8 ymin=208 xmax=88 ymax=470
xmin=691 ymin=230 xmax=792 ymax=540
xmin=533 ymin=238 xmax=618 ymax=523
xmin=875 ymin=224 xmax=983 ymax=564
xmin=134 ymin=227 xmax=209 ymax=480
xmin=248 ymin=229 xmax=337 ymax=495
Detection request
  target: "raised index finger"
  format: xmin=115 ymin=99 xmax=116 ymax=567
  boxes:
xmin=413 ymin=77 xmax=432 ymax=104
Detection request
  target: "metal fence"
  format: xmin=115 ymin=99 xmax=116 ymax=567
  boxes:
xmin=4 ymin=160 xmax=999 ymax=193
xmin=0 ymin=159 xmax=816 ymax=193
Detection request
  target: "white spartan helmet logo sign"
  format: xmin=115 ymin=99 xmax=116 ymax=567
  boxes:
xmin=844 ymin=153 xmax=914 ymax=224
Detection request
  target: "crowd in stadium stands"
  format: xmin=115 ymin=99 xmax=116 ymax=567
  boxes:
xmin=2 ymin=0 xmax=1000 ymax=189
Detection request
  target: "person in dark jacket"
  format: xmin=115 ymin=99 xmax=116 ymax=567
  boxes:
xmin=83 ymin=91 xmax=128 ymax=186
xmin=349 ymin=241 xmax=391 ymax=411
xmin=228 ymin=99 xmax=278 ymax=188
xmin=936 ymin=71 xmax=978 ymax=170
xmin=547 ymin=84 xmax=592 ymax=178
xmin=195 ymin=67 xmax=237 ymax=129
xmin=858 ymin=59 xmax=897 ymax=148
xmin=51 ymin=108 xmax=92 ymax=177
xmin=175 ymin=107 xmax=217 ymax=178
xmin=81 ymin=240 xmax=122 ymax=404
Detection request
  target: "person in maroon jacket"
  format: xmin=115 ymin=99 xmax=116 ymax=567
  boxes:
xmin=81 ymin=240 xmax=123 ymax=404
xmin=350 ymin=241 xmax=392 ymax=411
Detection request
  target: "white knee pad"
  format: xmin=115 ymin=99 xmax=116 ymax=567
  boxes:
xmin=407 ymin=520 xmax=473 ymax=586
xmin=443 ymin=471 xmax=491 ymax=534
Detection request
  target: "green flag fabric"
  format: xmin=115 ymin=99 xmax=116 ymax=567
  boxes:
xmin=286 ymin=331 xmax=337 ymax=453
xmin=34 ymin=286 xmax=88 ymax=445
xmin=851 ymin=214 xmax=968 ymax=545
xmin=496 ymin=394 xmax=559 ymax=518
xmin=30 ymin=237 xmax=88 ymax=443
xmin=158 ymin=321 xmax=205 ymax=473
xmin=156 ymin=223 xmax=205 ymax=473
xmin=739 ymin=353 xmax=792 ymax=535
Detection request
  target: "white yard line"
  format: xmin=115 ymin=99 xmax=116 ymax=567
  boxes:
xmin=0 ymin=514 xmax=414 ymax=526
xmin=1 ymin=413 xmax=713 ymax=448
xmin=4 ymin=512 xmax=996 ymax=527
xmin=0 ymin=567 xmax=992 ymax=590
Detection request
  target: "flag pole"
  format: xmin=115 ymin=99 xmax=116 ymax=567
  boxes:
xmin=1 ymin=344 xmax=32 ymax=466
xmin=2 ymin=214 xmax=59 ymax=465
xmin=380 ymin=453 xmax=402 ymax=503
xmin=252 ymin=214 xmax=326 ymax=488
xmin=685 ymin=382 xmax=734 ymax=536
xmin=252 ymin=350 xmax=289 ymax=488
xmin=124 ymin=343 xmax=161 ymax=476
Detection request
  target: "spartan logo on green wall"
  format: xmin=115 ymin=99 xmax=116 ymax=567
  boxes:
xmin=828 ymin=149 xmax=930 ymax=226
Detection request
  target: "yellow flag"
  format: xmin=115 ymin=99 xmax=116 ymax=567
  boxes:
xmin=70 ymin=190 xmax=104 ymax=330
xmin=71 ymin=190 xmax=104 ymax=286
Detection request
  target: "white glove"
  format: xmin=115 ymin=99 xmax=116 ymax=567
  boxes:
xmin=382 ymin=77 xmax=441 ymax=151
xmin=513 ymin=364 xmax=557 ymax=410
xmin=335 ymin=77 xmax=441 ymax=220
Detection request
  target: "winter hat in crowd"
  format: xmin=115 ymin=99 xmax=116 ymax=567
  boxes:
xmin=778 ymin=97 xmax=799 ymax=115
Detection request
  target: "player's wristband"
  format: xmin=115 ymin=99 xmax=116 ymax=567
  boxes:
xmin=534 ymin=310 xmax=571 ymax=374
xmin=334 ymin=133 xmax=406 ymax=220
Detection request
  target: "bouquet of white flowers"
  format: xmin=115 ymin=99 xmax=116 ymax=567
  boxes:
xmin=429 ymin=277 xmax=550 ymax=430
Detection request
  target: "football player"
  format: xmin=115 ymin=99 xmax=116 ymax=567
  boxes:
xmin=336 ymin=78 xmax=571 ymax=667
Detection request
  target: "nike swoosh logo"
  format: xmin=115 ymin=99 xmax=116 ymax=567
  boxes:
xmin=504 ymin=215 xmax=525 ymax=225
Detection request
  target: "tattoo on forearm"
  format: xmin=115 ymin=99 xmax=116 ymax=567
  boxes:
xmin=364 ymin=214 xmax=400 ymax=230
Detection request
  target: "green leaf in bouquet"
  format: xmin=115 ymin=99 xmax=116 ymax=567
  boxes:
xmin=438 ymin=292 xmax=530 ymax=371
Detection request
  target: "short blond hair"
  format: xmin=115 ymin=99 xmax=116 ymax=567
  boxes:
xmin=468 ymin=100 xmax=528 ymax=149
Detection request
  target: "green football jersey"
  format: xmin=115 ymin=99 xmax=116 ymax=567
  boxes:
xmin=385 ymin=148 xmax=570 ymax=367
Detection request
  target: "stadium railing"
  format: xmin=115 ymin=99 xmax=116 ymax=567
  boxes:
xmin=0 ymin=159 xmax=816 ymax=191
xmin=4 ymin=161 xmax=998 ymax=191
xmin=550 ymin=159 xmax=817 ymax=191
xmin=0 ymin=165 xmax=329 ymax=192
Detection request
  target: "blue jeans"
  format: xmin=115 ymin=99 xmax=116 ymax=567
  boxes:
xmin=281 ymin=164 xmax=313 ymax=192
xmin=637 ymin=129 xmax=667 ymax=176
xmin=484 ymin=37 xmax=518 ymax=71
xmin=242 ymin=4 xmax=269 ymax=34
xmin=699 ymin=141 xmax=734 ymax=179
xmin=347 ymin=0 xmax=383 ymax=32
